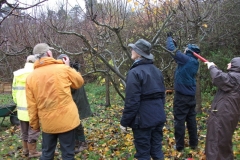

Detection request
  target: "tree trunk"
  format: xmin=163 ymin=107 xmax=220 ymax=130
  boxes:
xmin=105 ymin=72 xmax=111 ymax=107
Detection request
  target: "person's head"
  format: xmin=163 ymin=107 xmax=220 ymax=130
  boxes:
xmin=33 ymin=43 xmax=54 ymax=59
xmin=57 ymin=54 xmax=70 ymax=66
xmin=57 ymin=54 xmax=68 ymax=61
xmin=227 ymin=57 xmax=240 ymax=71
xmin=185 ymin=44 xmax=200 ymax=55
xmin=57 ymin=54 xmax=80 ymax=71
xmin=128 ymin=39 xmax=154 ymax=60
xmin=26 ymin=55 xmax=36 ymax=63
xmin=227 ymin=62 xmax=231 ymax=70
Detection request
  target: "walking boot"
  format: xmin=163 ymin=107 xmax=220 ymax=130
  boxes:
xmin=27 ymin=142 xmax=42 ymax=158
xmin=75 ymin=141 xmax=88 ymax=154
xmin=22 ymin=140 xmax=29 ymax=156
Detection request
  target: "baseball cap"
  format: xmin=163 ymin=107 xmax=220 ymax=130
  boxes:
xmin=33 ymin=43 xmax=54 ymax=55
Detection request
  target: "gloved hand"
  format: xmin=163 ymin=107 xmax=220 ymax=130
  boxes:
xmin=120 ymin=125 xmax=128 ymax=133
xmin=167 ymin=32 xmax=173 ymax=37
xmin=166 ymin=37 xmax=176 ymax=51
xmin=166 ymin=31 xmax=177 ymax=51
xmin=204 ymin=62 xmax=215 ymax=69
xmin=167 ymin=32 xmax=177 ymax=46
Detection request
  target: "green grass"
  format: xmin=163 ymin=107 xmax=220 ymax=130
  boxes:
xmin=0 ymin=94 xmax=15 ymax=106
xmin=0 ymin=83 xmax=240 ymax=159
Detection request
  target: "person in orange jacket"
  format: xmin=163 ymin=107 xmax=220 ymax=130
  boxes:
xmin=57 ymin=54 xmax=92 ymax=154
xmin=26 ymin=43 xmax=84 ymax=160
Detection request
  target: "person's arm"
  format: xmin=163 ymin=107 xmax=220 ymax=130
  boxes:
xmin=26 ymin=78 xmax=40 ymax=130
xmin=205 ymin=62 xmax=234 ymax=91
xmin=166 ymin=36 xmax=177 ymax=56
xmin=209 ymin=66 xmax=235 ymax=92
xmin=120 ymin=71 xmax=141 ymax=127
xmin=166 ymin=32 xmax=178 ymax=56
xmin=12 ymin=76 xmax=17 ymax=104
xmin=67 ymin=66 xmax=84 ymax=89
xmin=166 ymin=36 xmax=189 ymax=64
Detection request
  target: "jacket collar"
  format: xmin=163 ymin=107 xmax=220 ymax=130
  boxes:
xmin=34 ymin=57 xmax=64 ymax=69
xmin=131 ymin=58 xmax=153 ymax=69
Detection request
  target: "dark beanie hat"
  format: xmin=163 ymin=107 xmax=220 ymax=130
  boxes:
xmin=57 ymin=54 xmax=68 ymax=60
xmin=187 ymin=44 xmax=200 ymax=54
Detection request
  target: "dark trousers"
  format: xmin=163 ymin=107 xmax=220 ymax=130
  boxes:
xmin=19 ymin=120 xmax=40 ymax=142
xmin=132 ymin=124 xmax=164 ymax=160
xmin=75 ymin=123 xmax=85 ymax=142
xmin=173 ymin=91 xmax=198 ymax=150
xmin=40 ymin=129 xmax=75 ymax=160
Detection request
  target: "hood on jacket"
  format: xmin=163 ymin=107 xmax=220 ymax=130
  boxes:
xmin=229 ymin=57 xmax=240 ymax=72
xmin=186 ymin=44 xmax=200 ymax=60
xmin=34 ymin=57 xmax=63 ymax=69
xmin=13 ymin=63 xmax=35 ymax=82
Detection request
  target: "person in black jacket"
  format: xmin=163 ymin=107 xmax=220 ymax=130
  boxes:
xmin=120 ymin=39 xmax=166 ymax=160
xmin=57 ymin=54 xmax=92 ymax=154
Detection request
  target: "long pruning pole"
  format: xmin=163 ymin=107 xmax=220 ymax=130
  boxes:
xmin=189 ymin=50 xmax=208 ymax=62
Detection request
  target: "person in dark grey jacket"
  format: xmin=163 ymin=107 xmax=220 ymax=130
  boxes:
xmin=205 ymin=58 xmax=240 ymax=160
xmin=57 ymin=54 xmax=92 ymax=154
xmin=120 ymin=39 xmax=166 ymax=160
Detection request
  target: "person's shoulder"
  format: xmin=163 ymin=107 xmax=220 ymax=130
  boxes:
xmin=175 ymin=51 xmax=189 ymax=60
xmin=13 ymin=67 xmax=28 ymax=76
xmin=55 ymin=63 xmax=68 ymax=68
xmin=13 ymin=68 xmax=23 ymax=74
xmin=50 ymin=63 xmax=69 ymax=71
xmin=189 ymin=56 xmax=199 ymax=64
xmin=25 ymin=71 xmax=35 ymax=83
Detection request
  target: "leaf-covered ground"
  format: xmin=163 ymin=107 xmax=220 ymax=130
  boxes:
xmin=0 ymin=86 xmax=240 ymax=160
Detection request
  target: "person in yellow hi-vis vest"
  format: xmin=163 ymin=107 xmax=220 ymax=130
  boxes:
xmin=12 ymin=55 xmax=41 ymax=158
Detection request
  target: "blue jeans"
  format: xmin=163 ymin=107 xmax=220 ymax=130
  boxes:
xmin=132 ymin=124 xmax=164 ymax=160
xmin=40 ymin=129 xmax=75 ymax=160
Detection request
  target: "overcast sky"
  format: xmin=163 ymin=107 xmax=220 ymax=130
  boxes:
xmin=12 ymin=0 xmax=85 ymax=12
xmin=43 ymin=0 xmax=85 ymax=10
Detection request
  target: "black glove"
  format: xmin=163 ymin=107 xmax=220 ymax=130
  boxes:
xmin=70 ymin=61 xmax=80 ymax=71
xmin=167 ymin=32 xmax=173 ymax=37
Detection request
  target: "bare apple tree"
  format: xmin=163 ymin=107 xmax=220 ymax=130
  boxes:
xmin=0 ymin=0 xmax=47 ymax=82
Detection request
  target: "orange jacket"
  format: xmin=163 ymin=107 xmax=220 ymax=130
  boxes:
xmin=26 ymin=57 xmax=84 ymax=133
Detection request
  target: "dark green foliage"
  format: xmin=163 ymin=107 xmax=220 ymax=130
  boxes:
xmin=200 ymin=50 xmax=232 ymax=96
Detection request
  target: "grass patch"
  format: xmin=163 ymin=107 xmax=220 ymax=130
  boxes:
xmin=0 ymin=94 xmax=15 ymax=106
xmin=0 ymin=84 xmax=239 ymax=159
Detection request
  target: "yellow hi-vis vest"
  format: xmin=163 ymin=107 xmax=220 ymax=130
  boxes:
xmin=12 ymin=63 xmax=34 ymax=121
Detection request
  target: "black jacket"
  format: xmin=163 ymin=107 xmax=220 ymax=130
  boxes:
xmin=121 ymin=59 xmax=166 ymax=129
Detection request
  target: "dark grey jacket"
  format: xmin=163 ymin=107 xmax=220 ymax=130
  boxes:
xmin=205 ymin=57 xmax=240 ymax=160
xmin=120 ymin=59 xmax=166 ymax=129
xmin=71 ymin=86 xmax=92 ymax=119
